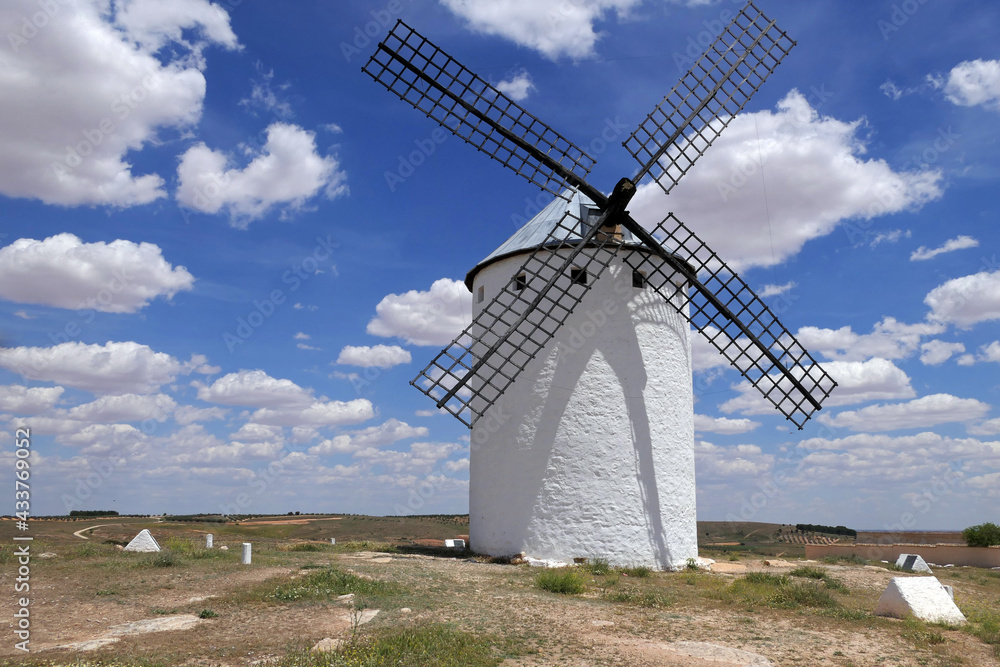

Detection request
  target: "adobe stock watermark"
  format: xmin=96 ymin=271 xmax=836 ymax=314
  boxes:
xmin=509 ymin=116 xmax=629 ymax=229
xmin=6 ymin=0 xmax=68 ymax=54
xmin=222 ymin=235 xmax=339 ymax=352
xmin=340 ymin=0 xmax=410 ymax=63
xmin=877 ymin=0 xmax=930 ymax=41
xmin=384 ymin=115 xmax=461 ymax=192
xmin=842 ymin=125 xmax=960 ymax=247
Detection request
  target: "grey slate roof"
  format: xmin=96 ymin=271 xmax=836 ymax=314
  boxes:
xmin=465 ymin=188 xmax=641 ymax=289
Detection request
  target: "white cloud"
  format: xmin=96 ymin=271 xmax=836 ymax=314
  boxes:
xmin=759 ymin=282 xmax=796 ymax=298
xmin=910 ymin=235 xmax=979 ymax=261
xmin=60 ymin=423 xmax=146 ymax=452
xmin=354 ymin=441 xmax=462 ymax=475
xmin=0 ymin=234 xmax=193 ymax=313
xmin=968 ymin=418 xmax=1000 ymax=437
xmin=630 ymin=91 xmax=943 ymax=271
xmin=0 ymin=385 xmax=64 ymax=414
xmin=228 ymin=423 xmax=283 ymax=443
xmin=439 ymin=0 xmax=640 ymax=60
xmin=695 ymin=440 xmax=773 ymax=479
xmin=795 ymin=317 xmax=945 ymax=363
xmin=0 ymin=0 xmax=237 ymax=207
xmin=919 ymin=340 xmax=965 ymax=366
xmin=720 ymin=358 xmax=915 ymax=415
xmin=868 ymin=229 xmax=910 ymax=248
xmin=67 ymin=393 xmax=176 ymax=423
xmin=196 ymin=370 xmax=314 ymax=407
xmin=367 ymin=278 xmax=472 ymax=346
xmin=820 ymin=394 xmax=991 ymax=432
xmin=943 ymin=59 xmax=1000 ymax=111
xmin=0 ymin=341 xmax=210 ymax=394
xmin=693 ymin=414 xmax=760 ymax=435
xmin=294 ymin=333 xmax=310 ymax=341
xmin=250 ymin=400 xmax=373 ymax=428
xmin=336 ymin=345 xmax=412 ymax=369
xmin=173 ymin=405 xmax=227 ymax=425
xmin=495 ymin=70 xmax=535 ymax=101
xmin=176 ymin=122 xmax=348 ymax=226
xmin=308 ymin=418 xmax=428 ymax=455
xmin=957 ymin=341 xmax=1000 ymax=367
xmin=925 ymin=271 xmax=1000 ymax=327
xmin=445 ymin=458 xmax=469 ymax=472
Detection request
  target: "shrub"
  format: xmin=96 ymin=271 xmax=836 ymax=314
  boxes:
xmin=270 ymin=566 xmax=398 ymax=602
xmin=962 ymin=522 xmax=1000 ymax=548
xmin=619 ymin=566 xmax=651 ymax=578
xmin=580 ymin=558 xmax=611 ymax=575
xmin=535 ymin=568 xmax=586 ymax=595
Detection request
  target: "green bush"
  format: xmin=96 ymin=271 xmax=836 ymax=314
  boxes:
xmin=580 ymin=558 xmax=611 ymax=575
xmin=535 ymin=568 xmax=586 ymax=595
xmin=962 ymin=522 xmax=1000 ymax=547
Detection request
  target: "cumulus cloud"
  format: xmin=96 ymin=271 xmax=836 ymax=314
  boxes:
xmin=336 ymin=345 xmax=412 ymax=369
xmin=0 ymin=0 xmax=238 ymax=206
xmin=795 ymin=317 xmax=945 ymax=363
xmin=925 ymin=271 xmax=1000 ymax=327
xmin=967 ymin=418 xmax=1000 ymax=437
xmin=695 ymin=440 xmax=773 ymax=479
xmin=495 ymin=70 xmax=535 ymax=101
xmin=0 ymin=234 xmax=193 ymax=313
xmin=0 ymin=341 xmax=212 ymax=394
xmin=308 ymin=418 xmax=429 ymax=455
xmin=820 ymin=394 xmax=991 ymax=432
xmin=693 ymin=414 xmax=760 ymax=435
xmin=630 ymin=91 xmax=943 ymax=270
xmin=943 ymin=59 xmax=1000 ymax=111
xmin=958 ymin=341 xmax=1000 ymax=366
xmin=919 ymin=340 xmax=966 ymax=366
xmin=0 ymin=385 xmax=64 ymax=414
xmin=367 ymin=278 xmax=472 ymax=346
xmin=439 ymin=0 xmax=640 ymax=60
xmin=910 ymin=235 xmax=979 ymax=261
xmin=196 ymin=370 xmax=315 ymax=407
xmin=67 ymin=393 xmax=176 ymax=423
xmin=720 ymin=358 xmax=915 ymax=415
xmin=173 ymin=405 xmax=227 ymax=425
xmin=176 ymin=122 xmax=347 ymax=226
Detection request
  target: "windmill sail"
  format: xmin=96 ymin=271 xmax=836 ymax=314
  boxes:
xmin=412 ymin=205 xmax=625 ymax=427
xmin=362 ymin=21 xmax=597 ymax=200
xmin=619 ymin=213 xmax=836 ymax=428
xmin=624 ymin=1 xmax=795 ymax=194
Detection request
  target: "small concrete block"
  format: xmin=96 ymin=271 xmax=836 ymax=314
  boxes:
xmin=875 ymin=576 xmax=966 ymax=625
xmin=895 ymin=553 xmax=933 ymax=573
xmin=330 ymin=538 xmax=336 ymax=545
xmin=205 ymin=534 xmax=213 ymax=549
xmin=219 ymin=545 xmax=228 ymax=551
xmin=124 ymin=529 xmax=160 ymax=553
xmin=241 ymin=542 xmax=252 ymax=565
xmin=444 ymin=538 xmax=466 ymax=549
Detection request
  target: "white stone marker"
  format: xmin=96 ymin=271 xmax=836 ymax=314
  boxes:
xmin=123 ymin=529 xmax=160 ymax=552
xmin=875 ymin=577 xmax=966 ymax=625
xmin=895 ymin=553 xmax=932 ymax=573
xmin=444 ymin=539 xmax=465 ymax=549
xmin=330 ymin=538 xmax=336 ymax=545
xmin=205 ymin=534 xmax=213 ymax=549
xmin=241 ymin=542 xmax=252 ymax=565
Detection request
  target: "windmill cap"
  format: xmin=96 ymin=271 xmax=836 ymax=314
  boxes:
xmin=465 ymin=188 xmax=651 ymax=290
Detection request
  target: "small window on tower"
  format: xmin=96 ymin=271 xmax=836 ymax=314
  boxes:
xmin=570 ymin=267 xmax=587 ymax=285
xmin=514 ymin=273 xmax=527 ymax=292
xmin=476 ymin=285 xmax=485 ymax=303
xmin=632 ymin=270 xmax=647 ymax=289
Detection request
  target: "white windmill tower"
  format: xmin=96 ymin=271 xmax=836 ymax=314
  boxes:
xmin=364 ymin=2 xmax=836 ymax=569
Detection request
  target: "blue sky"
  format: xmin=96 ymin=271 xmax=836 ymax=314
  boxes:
xmin=1 ymin=0 xmax=998 ymax=530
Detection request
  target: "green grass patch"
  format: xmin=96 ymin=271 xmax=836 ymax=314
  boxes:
xmin=603 ymin=586 xmax=674 ymax=608
xmin=713 ymin=572 xmax=839 ymax=609
xmin=963 ymin=605 xmax=1000 ymax=658
xmin=269 ymin=566 xmax=400 ymax=602
xmin=535 ymin=568 xmax=586 ymax=595
xmin=334 ymin=540 xmax=398 ymax=554
xmin=618 ymin=566 xmax=651 ymax=578
xmin=580 ymin=558 xmax=612 ymax=575
xmin=790 ymin=566 xmax=849 ymax=592
xmin=289 ymin=542 xmax=326 ymax=552
xmin=198 ymin=609 xmax=218 ymax=619
xmin=274 ymin=624 xmax=507 ymax=667
xmin=821 ymin=554 xmax=867 ymax=565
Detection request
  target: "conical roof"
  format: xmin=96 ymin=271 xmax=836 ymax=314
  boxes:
xmin=465 ymin=189 xmax=640 ymax=289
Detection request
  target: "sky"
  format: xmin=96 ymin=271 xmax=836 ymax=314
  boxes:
xmin=0 ymin=0 xmax=998 ymax=530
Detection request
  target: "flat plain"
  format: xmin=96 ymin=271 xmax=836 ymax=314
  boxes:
xmin=1 ymin=516 xmax=998 ymax=666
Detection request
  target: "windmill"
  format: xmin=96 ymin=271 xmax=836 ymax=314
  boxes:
xmin=363 ymin=1 xmax=836 ymax=569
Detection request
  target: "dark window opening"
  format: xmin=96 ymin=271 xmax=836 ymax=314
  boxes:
xmin=514 ymin=273 xmax=527 ymax=292
xmin=632 ymin=270 xmax=647 ymax=289
xmin=570 ymin=267 xmax=587 ymax=285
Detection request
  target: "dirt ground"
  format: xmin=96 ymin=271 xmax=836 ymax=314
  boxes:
xmin=2 ymin=540 xmax=998 ymax=666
